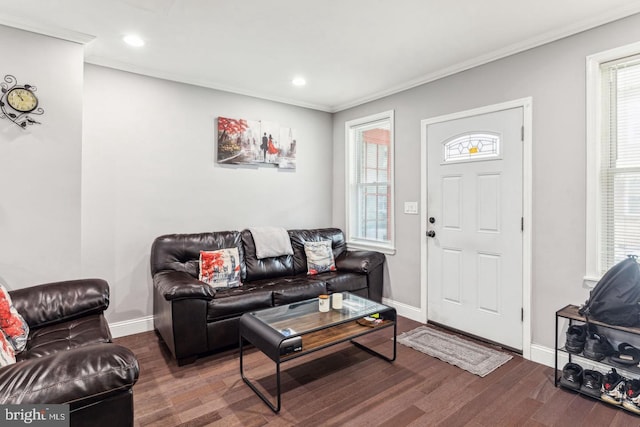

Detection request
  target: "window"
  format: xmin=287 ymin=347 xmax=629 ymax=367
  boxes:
xmin=345 ymin=111 xmax=395 ymax=253
xmin=587 ymin=42 xmax=640 ymax=281
xmin=443 ymin=132 xmax=501 ymax=163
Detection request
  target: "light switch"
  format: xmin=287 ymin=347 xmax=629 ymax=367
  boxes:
xmin=404 ymin=201 xmax=418 ymax=215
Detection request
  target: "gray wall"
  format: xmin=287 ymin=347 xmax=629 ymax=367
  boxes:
xmin=82 ymin=65 xmax=333 ymax=322
xmin=0 ymin=25 xmax=83 ymax=288
xmin=5 ymin=13 xmax=640 ymax=352
xmin=332 ymin=13 xmax=640 ymax=349
xmin=0 ymin=23 xmax=333 ymax=325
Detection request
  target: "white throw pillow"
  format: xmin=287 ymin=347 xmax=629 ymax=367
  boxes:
xmin=0 ymin=283 xmax=29 ymax=353
xmin=199 ymin=248 xmax=242 ymax=289
xmin=304 ymin=240 xmax=337 ymax=275
xmin=0 ymin=330 xmax=16 ymax=367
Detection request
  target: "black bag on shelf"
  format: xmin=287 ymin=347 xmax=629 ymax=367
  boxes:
xmin=578 ymin=256 xmax=640 ymax=327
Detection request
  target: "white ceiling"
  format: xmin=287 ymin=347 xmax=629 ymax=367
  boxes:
xmin=2 ymin=0 xmax=640 ymax=112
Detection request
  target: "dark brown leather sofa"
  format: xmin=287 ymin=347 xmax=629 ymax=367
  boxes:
xmin=151 ymin=228 xmax=385 ymax=365
xmin=0 ymin=279 xmax=139 ymax=427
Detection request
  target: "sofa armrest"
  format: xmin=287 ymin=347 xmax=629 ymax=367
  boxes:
xmin=335 ymin=250 xmax=385 ymax=274
xmin=9 ymin=279 xmax=109 ymax=329
xmin=0 ymin=343 xmax=139 ymax=405
xmin=154 ymin=270 xmax=215 ymax=301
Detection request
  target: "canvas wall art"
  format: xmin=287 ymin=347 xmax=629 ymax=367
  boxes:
xmin=217 ymin=116 xmax=297 ymax=169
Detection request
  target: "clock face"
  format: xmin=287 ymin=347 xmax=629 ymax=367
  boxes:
xmin=6 ymin=88 xmax=38 ymax=112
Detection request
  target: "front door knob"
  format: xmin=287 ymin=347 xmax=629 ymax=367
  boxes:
xmin=427 ymin=230 xmax=436 ymax=238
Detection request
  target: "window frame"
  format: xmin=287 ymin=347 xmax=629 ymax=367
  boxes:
xmin=345 ymin=110 xmax=395 ymax=254
xmin=585 ymin=41 xmax=640 ymax=285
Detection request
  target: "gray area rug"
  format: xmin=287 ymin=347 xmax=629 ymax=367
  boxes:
xmin=397 ymin=326 xmax=512 ymax=377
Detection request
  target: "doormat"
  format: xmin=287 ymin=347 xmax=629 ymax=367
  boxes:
xmin=397 ymin=326 xmax=512 ymax=377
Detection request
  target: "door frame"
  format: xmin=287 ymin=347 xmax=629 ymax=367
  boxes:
xmin=419 ymin=97 xmax=533 ymax=359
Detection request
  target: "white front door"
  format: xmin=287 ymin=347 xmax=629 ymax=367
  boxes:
xmin=426 ymin=107 xmax=523 ymax=350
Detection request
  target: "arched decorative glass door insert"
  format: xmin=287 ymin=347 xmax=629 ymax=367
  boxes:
xmin=442 ymin=132 xmax=501 ymax=163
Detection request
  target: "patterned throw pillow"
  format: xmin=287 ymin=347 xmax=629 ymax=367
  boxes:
xmin=0 ymin=331 xmax=15 ymax=367
xmin=199 ymin=248 xmax=242 ymax=289
xmin=304 ymin=240 xmax=337 ymax=275
xmin=0 ymin=284 xmax=29 ymax=353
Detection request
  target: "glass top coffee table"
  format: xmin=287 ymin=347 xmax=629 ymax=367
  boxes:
xmin=239 ymin=292 xmax=396 ymax=413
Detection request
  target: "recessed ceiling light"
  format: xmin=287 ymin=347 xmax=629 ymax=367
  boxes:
xmin=123 ymin=34 xmax=145 ymax=47
xmin=292 ymin=77 xmax=306 ymax=86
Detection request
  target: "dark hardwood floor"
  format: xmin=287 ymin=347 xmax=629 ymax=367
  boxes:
xmin=114 ymin=317 xmax=640 ymax=426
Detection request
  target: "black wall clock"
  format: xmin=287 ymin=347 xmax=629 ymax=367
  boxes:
xmin=0 ymin=74 xmax=44 ymax=129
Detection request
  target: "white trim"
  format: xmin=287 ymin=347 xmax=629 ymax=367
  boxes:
xmin=347 ymin=242 xmax=396 ymax=255
xmin=583 ymin=277 xmax=599 ymax=288
xmin=420 ymin=97 xmax=533 ymax=360
xmin=419 ymin=120 xmax=429 ymax=325
xmin=109 ymin=315 xmax=154 ymax=339
xmin=530 ymin=343 xmax=561 ymax=368
xmin=381 ymin=298 xmax=422 ymax=323
xmin=2 ymin=4 xmax=637 ymax=112
xmin=585 ymin=40 xmax=640 ymax=283
xmin=89 ymin=1 xmax=640 ymax=114
xmin=85 ymin=56 xmax=333 ymax=113
xmin=522 ymin=99 xmax=533 ymax=361
xmin=530 ymin=343 xmax=632 ymax=376
xmin=332 ymin=4 xmax=640 ymax=112
xmin=0 ymin=14 xmax=95 ymax=44
xmin=108 ymin=303 xmax=424 ymax=339
xmin=107 ymin=305 xmax=424 ymax=338
xmin=344 ymin=110 xmax=396 ymax=253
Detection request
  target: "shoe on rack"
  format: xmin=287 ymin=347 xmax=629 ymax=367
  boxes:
xmin=583 ymin=332 xmax=614 ymax=361
xmin=565 ymin=324 xmax=587 ymax=354
xmin=601 ymin=368 xmax=626 ymax=405
xmin=610 ymin=342 xmax=640 ymax=366
xmin=580 ymin=369 xmax=604 ymax=399
xmin=560 ymin=362 xmax=583 ymax=391
xmin=623 ymin=379 xmax=640 ymax=414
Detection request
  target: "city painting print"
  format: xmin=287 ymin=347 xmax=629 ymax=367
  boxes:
xmin=278 ymin=127 xmax=297 ymax=169
xmin=259 ymin=120 xmax=280 ymax=165
xmin=217 ymin=116 xmax=261 ymax=164
xmin=217 ymin=116 xmax=297 ymax=169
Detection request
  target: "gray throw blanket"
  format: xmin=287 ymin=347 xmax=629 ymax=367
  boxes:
xmin=248 ymin=227 xmax=294 ymax=259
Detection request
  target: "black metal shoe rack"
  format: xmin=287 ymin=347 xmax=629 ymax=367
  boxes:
xmin=555 ymin=304 xmax=640 ymax=414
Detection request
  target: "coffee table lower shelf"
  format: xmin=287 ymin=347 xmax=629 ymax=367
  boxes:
xmin=239 ymin=315 xmax=396 ymax=413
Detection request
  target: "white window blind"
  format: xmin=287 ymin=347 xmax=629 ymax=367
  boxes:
xmin=600 ymin=55 xmax=640 ymax=272
xmin=345 ymin=111 xmax=395 ymax=253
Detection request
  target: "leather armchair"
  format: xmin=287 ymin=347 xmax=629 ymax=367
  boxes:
xmin=0 ymin=279 xmax=139 ymax=427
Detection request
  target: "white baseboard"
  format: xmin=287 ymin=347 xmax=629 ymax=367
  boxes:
xmin=379 ymin=300 xmax=564 ymax=368
xmin=109 ymin=307 xmax=567 ymax=371
xmin=381 ymin=297 xmax=423 ymax=323
xmin=109 ymin=315 xmax=154 ymax=338
xmin=530 ymin=343 xmax=564 ymax=368
xmin=530 ymin=343 xmax=629 ymax=378
xmin=106 ymin=299 xmax=424 ymax=340
xmin=108 ymin=300 xmax=425 ymax=339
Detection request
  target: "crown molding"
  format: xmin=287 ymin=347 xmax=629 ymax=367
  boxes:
xmin=330 ymin=6 xmax=640 ymax=112
xmin=0 ymin=14 xmax=95 ymax=44
xmin=3 ymin=4 xmax=640 ymax=113
xmin=85 ymin=55 xmax=333 ymax=113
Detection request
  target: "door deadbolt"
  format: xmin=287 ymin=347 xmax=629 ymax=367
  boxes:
xmin=429 ymin=217 xmax=436 ymax=224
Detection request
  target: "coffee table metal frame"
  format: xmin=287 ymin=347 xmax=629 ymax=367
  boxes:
xmin=239 ymin=293 xmax=397 ymax=413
